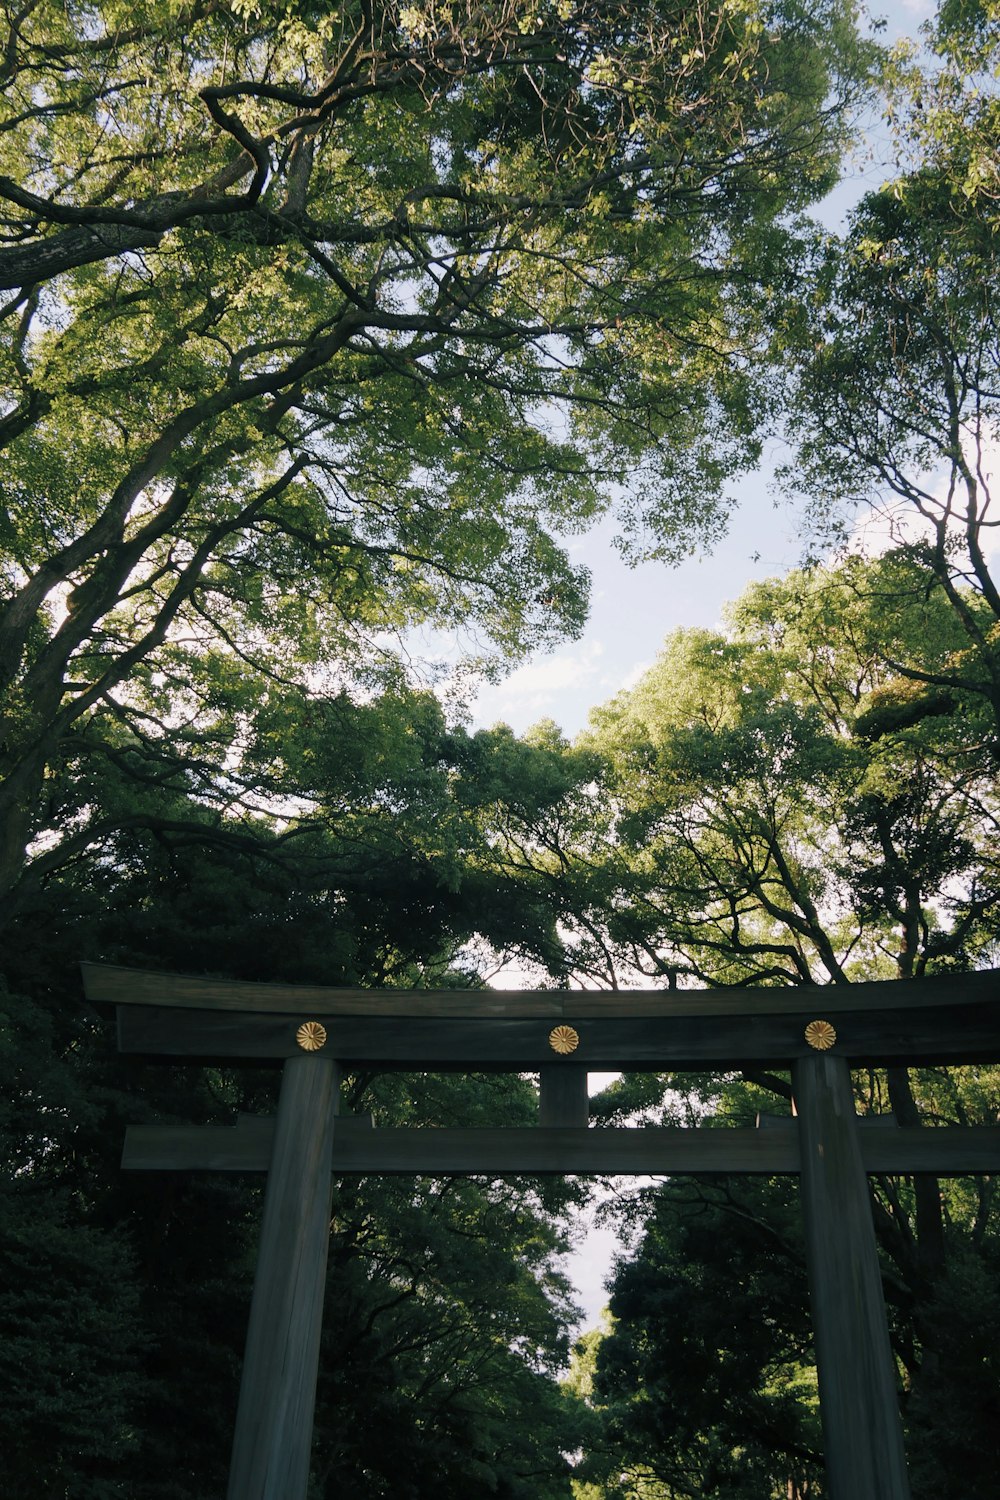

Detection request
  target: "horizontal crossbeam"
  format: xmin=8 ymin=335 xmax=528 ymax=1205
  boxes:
xmin=122 ymin=1120 xmax=1000 ymax=1177
xmin=84 ymin=961 xmax=1000 ymax=1020
xmin=114 ymin=1001 xmax=1000 ymax=1069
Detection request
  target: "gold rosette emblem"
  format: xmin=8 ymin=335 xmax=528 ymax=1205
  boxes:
xmin=548 ymin=1025 xmax=580 ymax=1056
xmin=804 ymin=1019 xmax=837 ymax=1051
xmin=296 ymin=1021 xmax=328 ymax=1052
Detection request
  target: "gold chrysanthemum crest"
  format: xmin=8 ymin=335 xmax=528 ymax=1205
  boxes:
xmin=804 ymin=1019 xmax=837 ymax=1051
xmin=548 ymin=1024 xmax=580 ymax=1056
xmin=296 ymin=1021 xmax=328 ymax=1052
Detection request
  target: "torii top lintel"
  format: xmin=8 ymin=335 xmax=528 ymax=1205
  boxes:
xmin=82 ymin=963 xmax=1000 ymax=1072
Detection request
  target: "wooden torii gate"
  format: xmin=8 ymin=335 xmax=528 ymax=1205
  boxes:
xmin=82 ymin=963 xmax=1000 ymax=1500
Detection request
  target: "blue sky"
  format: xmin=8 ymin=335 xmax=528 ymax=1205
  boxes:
xmin=468 ymin=489 xmax=805 ymax=739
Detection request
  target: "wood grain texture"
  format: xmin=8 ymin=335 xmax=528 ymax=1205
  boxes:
xmin=84 ymin=960 xmax=1000 ymax=1018
xmin=227 ymin=1056 xmax=339 ymax=1500
xmin=859 ymin=1126 xmax=1000 ymax=1174
xmin=328 ymin=1125 xmax=804 ymax=1174
xmin=123 ymin=1123 xmax=803 ymax=1175
xmin=793 ymin=1054 xmax=912 ymax=1500
xmin=123 ymin=1114 xmax=373 ymax=1172
xmin=122 ymin=1121 xmax=1000 ymax=1176
xmin=539 ymin=1066 xmax=589 ymax=1127
xmin=116 ymin=1000 xmax=1000 ymax=1068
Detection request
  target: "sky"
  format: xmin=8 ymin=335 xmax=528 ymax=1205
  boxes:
xmin=466 ymin=0 xmax=939 ymax=1335
xmin=468 ymin=489 xmax=805 ymax=740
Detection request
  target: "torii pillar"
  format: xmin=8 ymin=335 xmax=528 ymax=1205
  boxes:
xmin=226 ymin=1051 xmax=340 ymax=1500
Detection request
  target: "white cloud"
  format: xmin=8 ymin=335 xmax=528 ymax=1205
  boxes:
xmin=502 ymin=641 xmax=604 ymax=694
xmin=616 ymin=658 xmax=653 ymax=693
xmin=472 ymin=641 xmax=606 ymax=728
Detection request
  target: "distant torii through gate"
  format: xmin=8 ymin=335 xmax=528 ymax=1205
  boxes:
xmin=83 ymin=963 xmax=1000 ymax=1500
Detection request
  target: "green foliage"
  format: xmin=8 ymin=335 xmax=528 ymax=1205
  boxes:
xmin=7 ymin=10 xmax=1000 ymax=1498
xmin=0 ymin=990 xmax=146 ymax=1497
xmin=569 ymin=558 xmax=1000 ymax=990
xmin=316 ymin=1149 xmax=586 ymax=1498
xmin=779 ymin=0 xmax=1000 ymax=728
xmin=0 ymin=816 xmax=589 ymax=1498
xmin=0 ymin=667 xmax=630 ymax=1498
xmin=573 ymin=1067 xmax=1000 ymax=1499
xmin=904 ymin=1245 xmax=1000 ymax=1499
xmin=0 ymin=0 xmax=871 ymax=920
xmin=538 ymin=552 xmax=1000 ymax=1498
xmin=0 ymin=1191 xmax=144 ymax=1499
xmin=579 ymin=1177 xmax=822 ymax=1500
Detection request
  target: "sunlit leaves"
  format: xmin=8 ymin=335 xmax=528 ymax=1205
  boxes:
xmin=0 ymin=0 xmax=869 ymax=918
xmin=564 ymin=559 xmax=1000 ymax=990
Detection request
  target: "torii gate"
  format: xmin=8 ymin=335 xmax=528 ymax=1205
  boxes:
xmin=82 ymin=963 xmax=1000 ymax=1500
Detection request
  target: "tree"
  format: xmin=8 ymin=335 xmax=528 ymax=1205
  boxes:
xmin=577 ymin=1073 xmax=1000 ymax=1500
xmin=572 ymin=557 xmax=1000 ymax=991
xmin=527 ymin=558 xmax=1000 ymax=1495
xmin=780 ymin=0 xmax=1000 ymax=730
xmin=572 ymin=1171 xmax=822 ymax=1500
xmin=0 ymin=0 xmax=869 ymax=925
xmin=314 ymin=1071 xmax=587 ymax=1500
xmin=0 ymin=743 xmax=594 ymax=1498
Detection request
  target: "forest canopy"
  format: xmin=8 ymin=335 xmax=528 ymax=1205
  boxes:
xmin=0 ymin=0 xmax=868 ymax=923
xmin=3 ymin=0 xmax=1000 ymax=1497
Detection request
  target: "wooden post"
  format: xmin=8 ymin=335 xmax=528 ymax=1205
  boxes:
xmin=539 ymin=1065 xmax=589 ymax=1127
xmin=792 ymin=1053 xmax=911 ymax=1500
xmin=227 ymin=1053 xmax=339 ymax=1500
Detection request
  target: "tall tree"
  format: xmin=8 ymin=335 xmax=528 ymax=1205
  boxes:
xmin=529 ymin=558 xmax=1000 ymax=1496
xmin=570 ymin=1170 xmax=822 ymax=1500
xmin=0 ymin=0 xmax=869 ymax=924
xmin=0 ymin=732 xmax=593 ymax=1498
xmin=780 ymin=0 xmax=1000 ymax=729
xmin=571 ymin=558 xmax=1000 ymax=991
